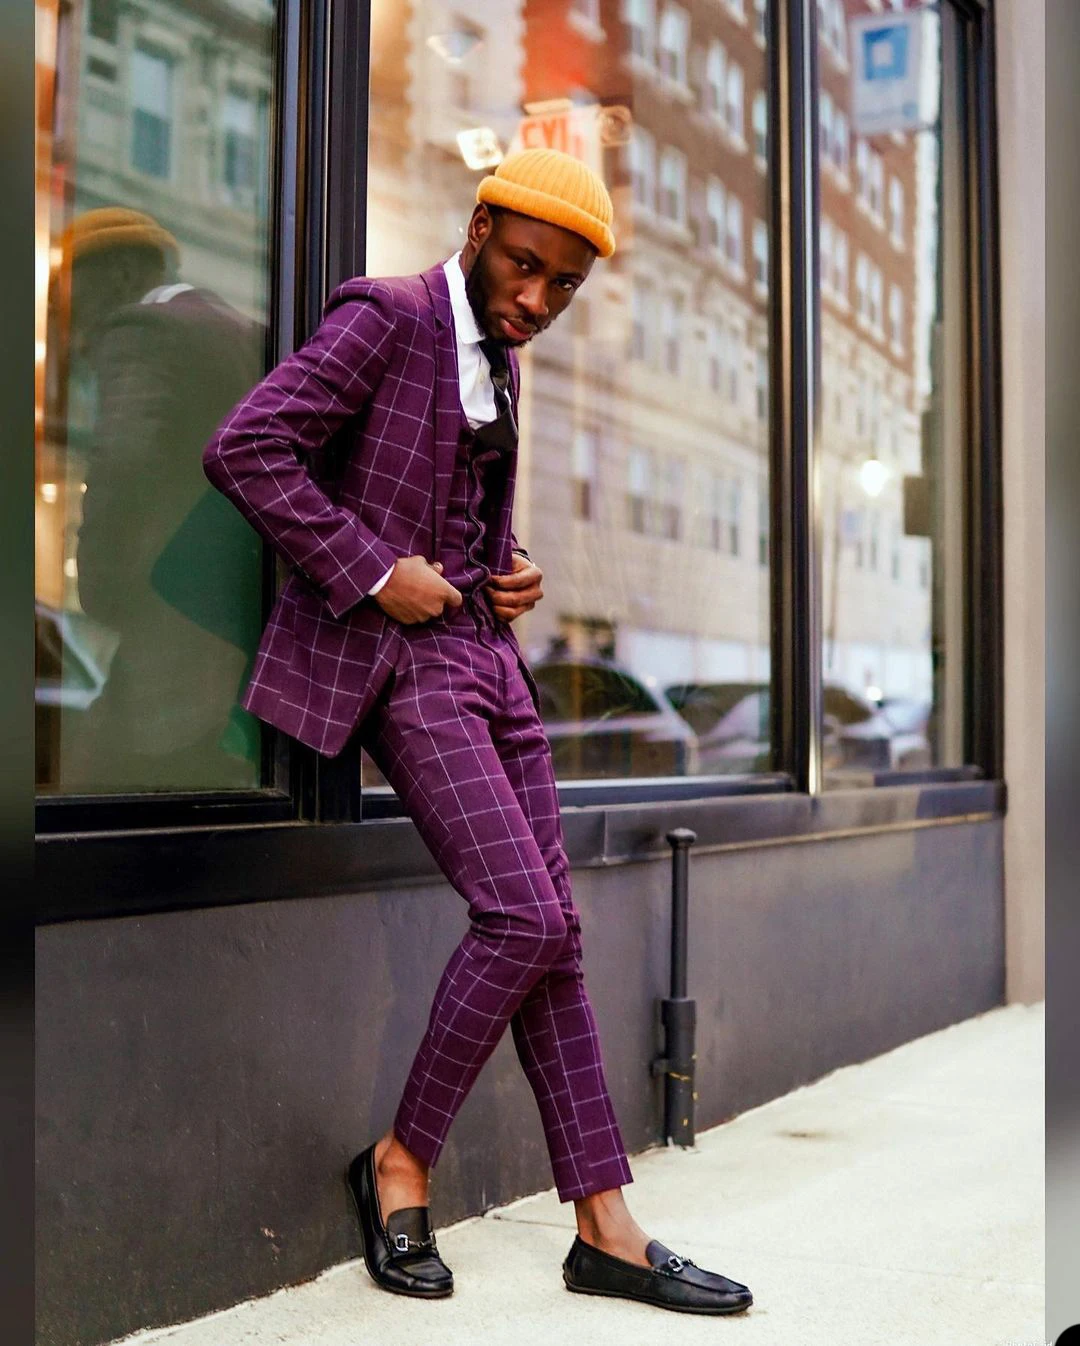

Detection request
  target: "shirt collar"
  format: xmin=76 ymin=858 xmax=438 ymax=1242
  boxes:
xmin=442 ymin=251 xmax=485 ymax=345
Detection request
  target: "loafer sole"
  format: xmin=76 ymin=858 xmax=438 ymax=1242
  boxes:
xmin=563 ymin=1270 xmax=752 ymax=1315
xmin=343 ymin=1163 xmax=454 ymax=1299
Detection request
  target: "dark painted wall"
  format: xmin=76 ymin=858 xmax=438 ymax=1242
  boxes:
xmin=35 ymin=819 xmax=1004 ymax=1346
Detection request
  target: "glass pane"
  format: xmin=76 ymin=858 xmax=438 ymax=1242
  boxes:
xmin=364 ymin=0 xmax=773 ymax=786
xmin=817 ymin=0 xmax=964 ymax=786
xmin=35 ymin=0 xmax=277 ymax=795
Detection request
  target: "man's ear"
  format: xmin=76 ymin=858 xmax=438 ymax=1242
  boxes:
xmin=467 ymin=203 xmax=495 ymax=251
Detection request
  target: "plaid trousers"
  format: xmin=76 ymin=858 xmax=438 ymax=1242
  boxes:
xmin=358 ymin=597 xmax=633 ymax=1202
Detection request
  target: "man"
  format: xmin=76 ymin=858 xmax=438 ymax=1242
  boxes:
xmin=203 ymin=148 xmax=752 ymax=1316
xmin=57 ymin=207 xmax=263 ymax=792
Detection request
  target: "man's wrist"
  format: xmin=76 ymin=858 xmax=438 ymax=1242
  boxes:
xmin=366 ymin=561 xmax=396 ymax=597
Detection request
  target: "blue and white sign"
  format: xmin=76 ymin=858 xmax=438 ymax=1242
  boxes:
xmin=849 ymin=10 xmax=924 ymax=135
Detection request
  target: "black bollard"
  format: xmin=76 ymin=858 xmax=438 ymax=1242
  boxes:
xmin=651 ymin=827 xmax=698 ymax=1146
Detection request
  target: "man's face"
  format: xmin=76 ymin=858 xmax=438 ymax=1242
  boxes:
xmin=463 ymin=206 xmax=596 ymax=346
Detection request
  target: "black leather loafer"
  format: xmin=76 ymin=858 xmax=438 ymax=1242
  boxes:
xmin=344 ymin=1144 xmax=453 ymax=1298
xmin=563 ymin=1235 xmax=752 ymax=1315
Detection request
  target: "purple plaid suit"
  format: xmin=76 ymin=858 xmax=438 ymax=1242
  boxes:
xmin=204 ymin=261 xmax=632 ymax=1201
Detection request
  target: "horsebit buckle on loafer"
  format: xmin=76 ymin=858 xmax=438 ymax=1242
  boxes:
xmin=665 ymin=1254 xmax=690 ymax=1273
xmin=394 ymin=1232 xmax=436 ymax=1254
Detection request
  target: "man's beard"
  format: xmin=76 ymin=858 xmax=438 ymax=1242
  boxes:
xmin=464 ymin=240 xmax=499 ymax=340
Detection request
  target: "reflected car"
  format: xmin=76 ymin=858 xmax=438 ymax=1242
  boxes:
xmin=663 ymin=682 xmax=932 ymax=775
xmin=530 ymin=657 xmax=699 ymax=779
xmin=663 ymin=681 xmax=770 ymax=775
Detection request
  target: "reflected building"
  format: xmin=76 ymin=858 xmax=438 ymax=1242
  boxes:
xmin=366 ymin=0 xmax=930 ymax=713
xmin=35 ymin=0 xmax=274 ymax=792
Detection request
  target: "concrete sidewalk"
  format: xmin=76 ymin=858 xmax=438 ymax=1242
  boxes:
xmin=113 ymin=1003 xmax=1045 ymax=1346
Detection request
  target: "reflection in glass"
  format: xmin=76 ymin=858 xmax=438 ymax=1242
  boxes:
xmin=365 ymin=0 xmax=772 ymax=786
xmin=817 ymin=0 xmax=958 ymax=786
xmin=35 ymin=0 xmax=276 ymax=795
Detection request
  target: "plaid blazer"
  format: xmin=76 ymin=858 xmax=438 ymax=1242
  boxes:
xmin=203 ymin=262 xmax=524 ymax=757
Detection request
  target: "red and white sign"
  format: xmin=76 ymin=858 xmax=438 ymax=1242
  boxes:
xmin=511 ymin=104 xmax=604 ymax=176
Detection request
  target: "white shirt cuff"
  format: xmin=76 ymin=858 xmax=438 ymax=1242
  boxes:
xmin=366 ymin=563 xmax=395 ymax=597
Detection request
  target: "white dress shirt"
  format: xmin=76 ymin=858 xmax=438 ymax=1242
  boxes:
xmin=365 ymin=252 xmax=503 ymax=598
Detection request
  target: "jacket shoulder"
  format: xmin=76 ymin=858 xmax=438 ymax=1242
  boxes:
xmin=324 ymin=271 xmax=434 ymax=336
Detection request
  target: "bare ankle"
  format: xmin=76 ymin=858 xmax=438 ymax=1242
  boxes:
xmin=375 ymin=1133 xmax=429 ymax=1185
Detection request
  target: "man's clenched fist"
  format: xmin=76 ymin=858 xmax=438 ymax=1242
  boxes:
xmin=484 ymin=552 xmax=544 ymax=623
xmin=373 ymin=555 xmax=463 ymax=624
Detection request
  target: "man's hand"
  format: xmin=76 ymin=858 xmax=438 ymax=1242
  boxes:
xmin=484 ymin=552 xmax=543 ymax=623
xmin=373 ymin=555 xmax=463 ymax=623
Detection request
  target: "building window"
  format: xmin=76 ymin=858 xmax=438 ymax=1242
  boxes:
xmin=705 ymin=40 xmax=726 ymax=117
xmin=631 ymin=278 xmax=654 ymax=362
xmin=726 ymin=478 xmax=743 ymax=555
xmin=754 ymin=0 xmax=768 ymax=44
xmin=869 ymin=151 xmax=885 ymax=220
xmin=758 ymin=486 xmax=769 ymax=566
xmin=820 ymin=92 xmax=833 ymax=164
xmin=727 ymin=0 xmax=747 ymax=20
xmin=630 ymin=126 xmax=656 ymax=211
xmin=726 ymin=61 xmax=745 ymax=141
xmin=833 ymin=230 xmax=848 ymax=303
xmin=131 ymin=47 xmax=173 ymax=179
xmin=661 ymin=292 xmax=683 ymax=375
xmin=627 ymin=0 xmax=655 ymax=62
xmin=707 ymin=320 xmax=724 ymax=393
xmin=753 ymin=219 xmax=768 ymax=291
xmin=701 ymin=472 xmax=723 ymax=550
xmin=572 ymin=428 xmax=597 ymax=520
xmin=890 ymin=176 xmax=905 ymax=247
xmin=855 ymin=137 xmax=869 ymax=205
xmin=821 ymin=218 xmax=833 ymax=294
xmin=222 ymin=87 xmax=267 ymax=208
xmin=658 ymin=5 xmax=689 ymax=86
xmin=889 ymin=285 xmax=904 ymax=352
xmin=37 ymin=0 xmax=277 ymax=803
xmin=707 ymin=178 xmax=725 ymax=252
xmin=659 ymin=146 xmax=687 ymax=225
xmin=855 ymin=253 xmax=869 ymax=324
xmin=753 ymin=90 xmax=767 ymax=162
xmin=726 ymin=196 xmax=743 ymax=272
xmin=659 ymin=457 xmax=685 ymax=540
xmin=88 ymin=0 xmax=119 ymax=43
xmin=756 ymin=347 xmax=769 ymax=420
xmin=727 ymin=326 xmax=740 ymax=404
xmin=832 ymin=110 xmax=849 ymax=178
xmin=447 ymin=18 xmax=485 ymax=112
xmin=870 ymin=266 xmax=883 ymax=333
xmin=628 ymin=447 xmax=652 ymax=533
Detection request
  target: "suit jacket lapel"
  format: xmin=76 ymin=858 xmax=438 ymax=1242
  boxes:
xmin=420 ymin=263 xmax=461 ymax=555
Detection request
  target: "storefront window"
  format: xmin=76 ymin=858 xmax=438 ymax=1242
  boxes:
xmin=817 ymin=1 xmax=966 ymax=785
xmin=35 ymin=0 xmax=276 ymax=794
xmin=363 ymin=0 xmax=773 ymax=785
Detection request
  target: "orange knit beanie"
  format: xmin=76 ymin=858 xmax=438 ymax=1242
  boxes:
xmin=477 ymin=148 xmax=616 ymax=259
xmin=58 ymin=207 xmax=180 ymax=266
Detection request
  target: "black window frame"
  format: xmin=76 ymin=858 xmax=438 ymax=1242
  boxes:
xmin=35 ymin=0 xmax=1004 ymax=920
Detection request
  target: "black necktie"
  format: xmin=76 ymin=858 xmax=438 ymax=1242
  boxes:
xmin=480 ymin=339 xmax=515 ymax=418
xmin=476 ymin=338 xmax=518 ymax=451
